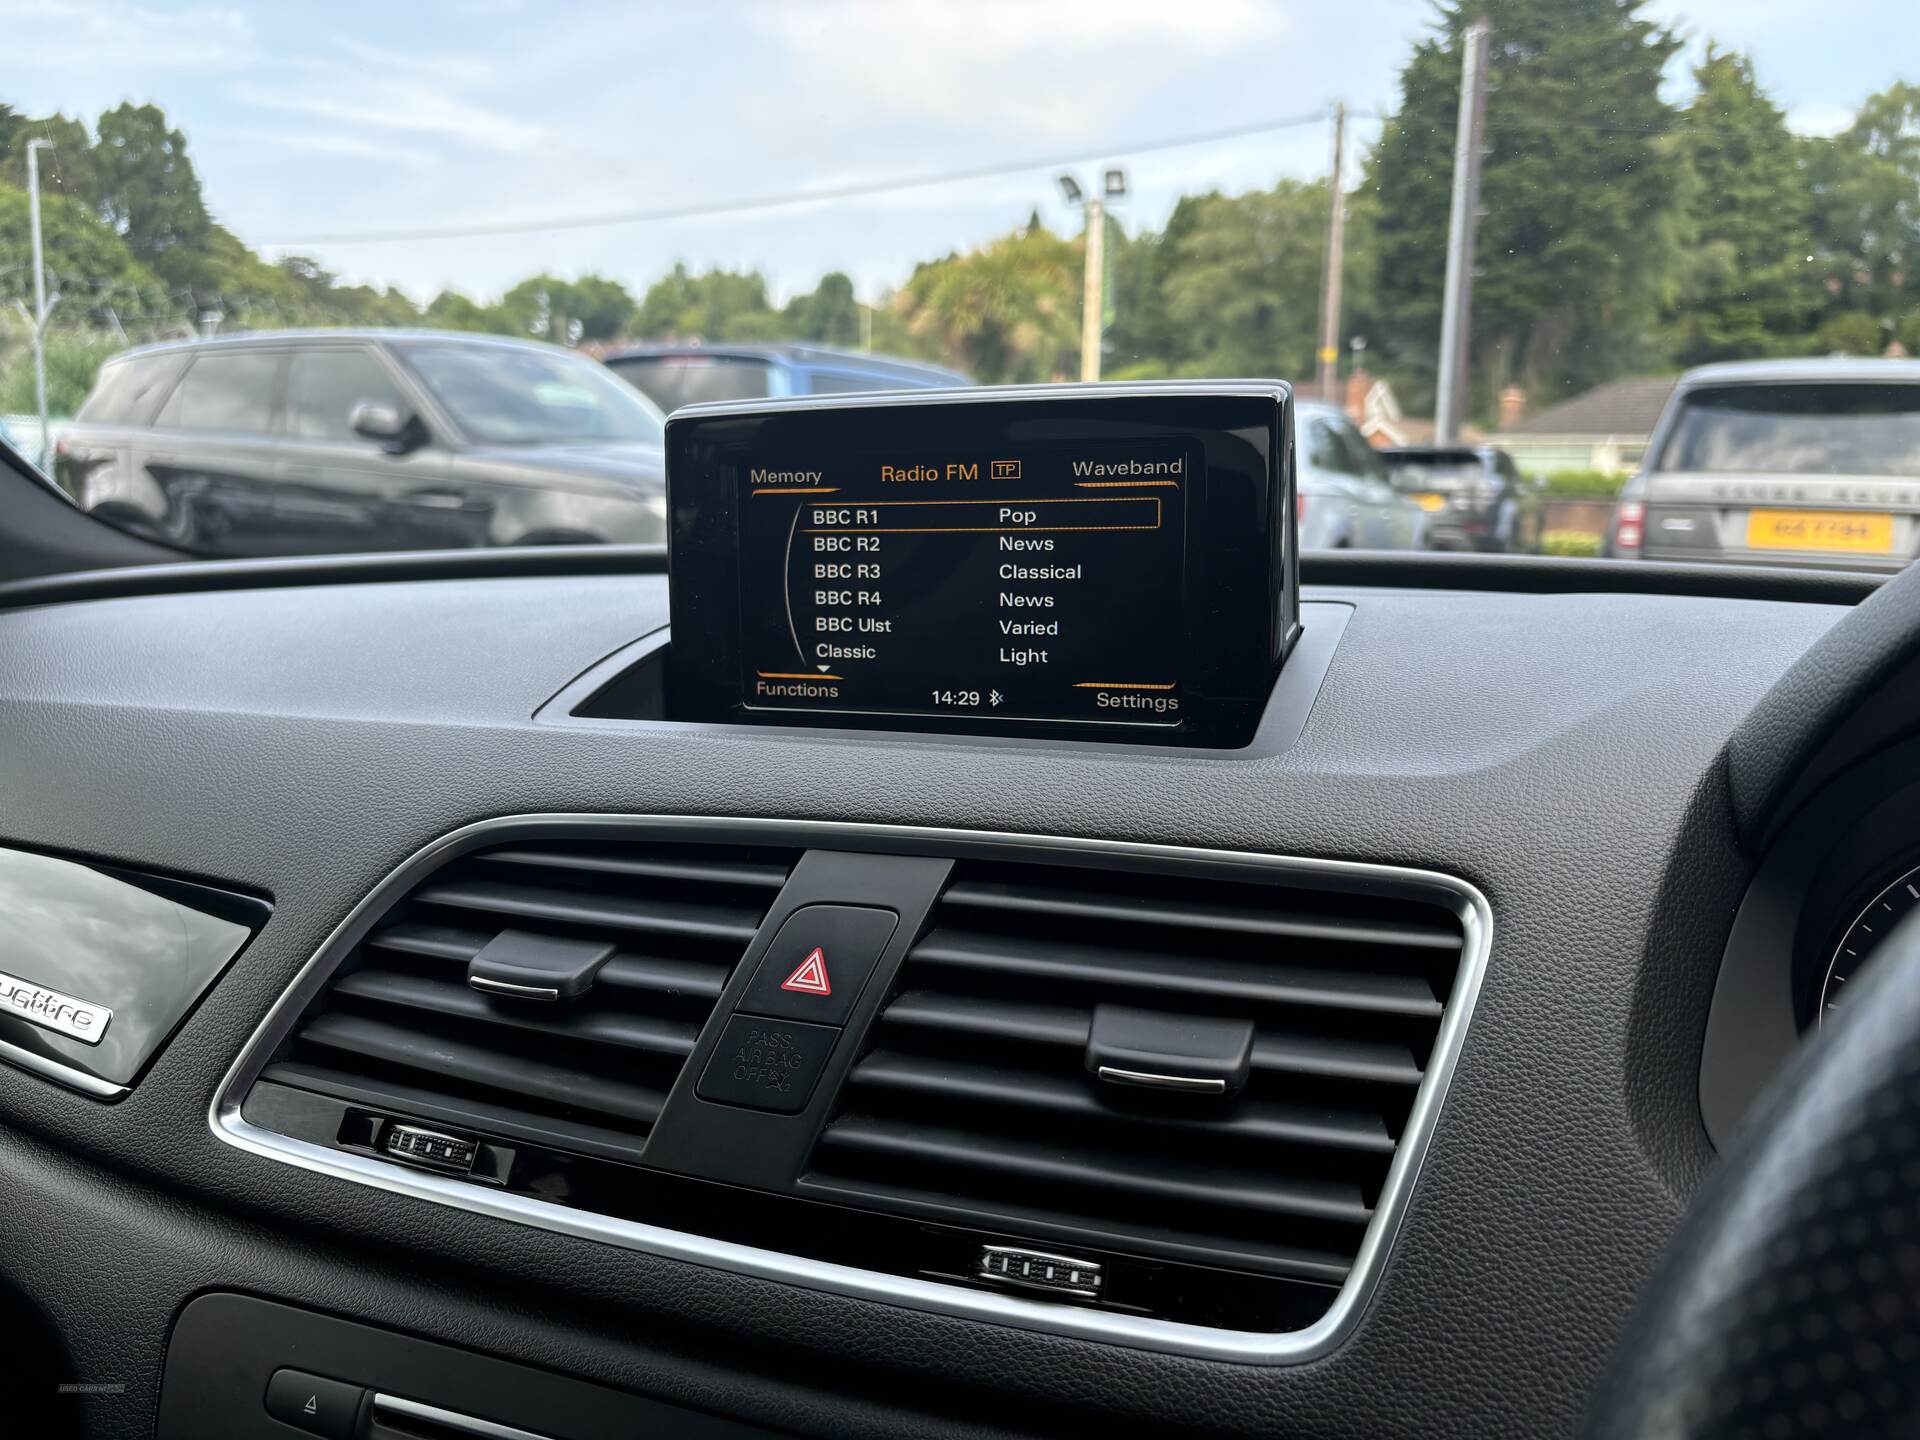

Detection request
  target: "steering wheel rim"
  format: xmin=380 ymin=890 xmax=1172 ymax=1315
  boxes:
xmin=1586 ymin=908 xmax=1920 ymax=1439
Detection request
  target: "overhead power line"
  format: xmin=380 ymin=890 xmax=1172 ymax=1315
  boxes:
xmin=260 ymin=107 xmax=1383 ymax=248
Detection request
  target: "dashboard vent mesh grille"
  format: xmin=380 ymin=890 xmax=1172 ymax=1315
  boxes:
xmin=807 ymin=859 xmax=1464 ymax=1282
xmin=262 ymin=840 xmax=796 ymax=1160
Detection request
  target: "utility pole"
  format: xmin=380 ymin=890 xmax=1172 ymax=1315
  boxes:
xmin=1080 ymin=195 xmax=1105 ymax=383
xmin=1435 ymin=17 xmax=1491 ymax=445
xmin=25 ymin=138 xmax=57 ymax=470
xmin=1316 ymin=101 xmax=1348 ymax=404
xmin=1059 ymin=170 xmax=1126 ymax=382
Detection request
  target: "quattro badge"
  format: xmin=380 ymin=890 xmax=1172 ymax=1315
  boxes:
xmin=0 ymin=969 xmax=113 ymax=1045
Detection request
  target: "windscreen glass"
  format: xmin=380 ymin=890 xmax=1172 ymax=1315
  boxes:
xmin=2 ymin=3 xmax=1910 ymax=569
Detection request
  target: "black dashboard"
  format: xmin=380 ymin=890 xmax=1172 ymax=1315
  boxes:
xmin=3 ymin=522 xmax=1920 ymax=1440
xmin=2 ymin=385 xmax=1918 ymax=1437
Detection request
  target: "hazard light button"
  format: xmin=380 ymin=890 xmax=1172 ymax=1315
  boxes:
xmin=737 ymin=904 xmax=898 ymax=1026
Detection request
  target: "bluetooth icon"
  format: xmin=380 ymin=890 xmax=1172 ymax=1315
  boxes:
xmin=989 ymin=690 xmax=1004 ymax=707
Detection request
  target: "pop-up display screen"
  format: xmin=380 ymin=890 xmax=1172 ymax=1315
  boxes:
xmin=740 ymin=441 xmax=1193 ymax=727
xmin=667 ymin=386 xmax=1296 ymax=748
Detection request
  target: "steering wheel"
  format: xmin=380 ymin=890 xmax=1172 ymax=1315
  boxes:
xmin=1586 ymin=906 xmax=1920 ymax=1438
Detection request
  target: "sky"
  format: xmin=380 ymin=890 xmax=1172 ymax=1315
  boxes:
xmin=1 ymin=0 xmax=1911 ymax=308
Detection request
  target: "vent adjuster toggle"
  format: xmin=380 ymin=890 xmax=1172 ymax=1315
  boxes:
xmin=466 ymin=928 xmax=615 ymax=1003
xmin=1087 ymin=1004 xmax=1253 ymax=1096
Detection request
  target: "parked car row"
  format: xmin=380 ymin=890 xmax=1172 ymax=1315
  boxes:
xmin=49 ymin=333 xmax=977 ymax=557
xmin=56 ymin=334 xmax=1912 ymax=567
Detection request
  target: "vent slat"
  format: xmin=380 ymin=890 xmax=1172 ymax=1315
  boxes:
xmin=818 ymin=1116 xmax=1375 ymax=1226
xmin=365 ymin=923 xmax=731 ymax=1000
xmin=298 ymin=1012 xmax=668 ymax=1126
xmin=475 ymin=847 xmax=789 ymax=890
xmin=879 ymin=991 xmax=1425 ymax=1086
xmin=940 ymin=878 xmax=1463 ymax=951
xmin=911 ymin=930 xmax=1444 ymax=1018
xmin=411 ymin=879 xmax=761 ymax=945
xmin=848 ymin=1051 xmax=1396 ymax=1154
xmin=330 ymin=970 xmax=699 ymax=1058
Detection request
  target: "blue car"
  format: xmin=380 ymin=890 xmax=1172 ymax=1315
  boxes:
xmin=603 ymin=342 xmax=970 ymax=412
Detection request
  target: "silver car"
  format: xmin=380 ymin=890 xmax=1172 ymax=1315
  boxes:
xmin=1295 ymin=402 xmax=1427 ymax=550
xmin=1617 ymin=357 xmax=1920 ymax=572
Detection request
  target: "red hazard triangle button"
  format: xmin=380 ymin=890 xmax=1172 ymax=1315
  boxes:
xmin=780 ymin=946 xmax=832 ymax=996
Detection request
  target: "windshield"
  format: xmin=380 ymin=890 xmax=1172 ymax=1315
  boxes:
xmin=0 ymin=3 xmax=1913 ymax=564
xmin=395 ymin=343 xmax=664 ymax=447
xmin=1658 ymin=385 xmax=1920 ymax=477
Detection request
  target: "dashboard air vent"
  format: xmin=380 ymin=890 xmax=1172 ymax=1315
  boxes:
xmin=807 ymin=858 xmax=1465 ymax=1283
xmin=260 ymin=840 xmax=796 ymax=1161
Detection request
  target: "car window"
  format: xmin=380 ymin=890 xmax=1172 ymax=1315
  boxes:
xmin=285 ymin=350 xmax=408 ymax=443
xmin=610 ymin=357 xmax=776 ymax=412
xmin=396 ymin=343 xmax=665 ymax=445
xmin=1305 ymin=419 xmax=1356 ymax=475
xmin=1658 ymin=385 xmax=1920 ymax=478
xmin=1390 ymin=458 xmax=1483 ymax=486
xmin=153 ymin=352 xmax=280 ymax=434
xmin=806 ymin=371 xmax=884 ymax=395
xmin=1339 ymin=425 xmax=1388 ymax=481
xmin=75 ymin=353 xmax=188 ymax=427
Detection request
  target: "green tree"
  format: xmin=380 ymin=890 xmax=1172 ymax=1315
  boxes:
xmin=1814 ymin=310 xmax=1883 ymax=355
xmin=1804 ymin=82 xmax=1920 ymax=344
xmin=0 ymin=181 xmax=162 ymax=313
xmin=425 ymin=290 xmax=507 ymax=333
xmin=91 ymin=103 xmax=210 ymax=284
xmin=1108 ymin=180 xmax=1335 ymax=379
xmin=630 ymin=264 xmax=782 ymax=340
xmin=1366 ymin=0 xmax=1681 ymax=413
xmin=1663 ymin=48 xmax=1818 ymax=363
xmin=496 ymin=273 xmax=634 ymax=342
xmin=784 ymin=271 xmax=861 ymax=346
xmin=894 ymin=224 xmax=1078 ymax=384
xmin=0 ymin=113 xmax=100 ymax=207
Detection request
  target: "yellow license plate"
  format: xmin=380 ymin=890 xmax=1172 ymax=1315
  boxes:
xmin=1414 ymin=493 xmax=1448 ymax=513
xmin=1746 ymin=509 xmax=1894 ymax=553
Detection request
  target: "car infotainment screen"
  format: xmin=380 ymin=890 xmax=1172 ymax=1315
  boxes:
xmin=738 ymin=439 xmax=1193 ymax=728
xmin=667 ymin=386 xmax=1297 ymax=747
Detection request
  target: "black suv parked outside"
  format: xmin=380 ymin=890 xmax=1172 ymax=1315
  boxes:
xmin=1377 ymin=444 xmax=1531 ymax=553
xmin=54 ymin=330 xmax=668 ymax=556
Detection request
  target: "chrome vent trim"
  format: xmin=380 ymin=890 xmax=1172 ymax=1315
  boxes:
xmin=211 ymin=815 xmax=1490 ymax=1365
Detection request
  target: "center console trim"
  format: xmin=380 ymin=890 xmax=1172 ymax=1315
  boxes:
xmin=209 ymin=814 xmax=1490 ymax=1365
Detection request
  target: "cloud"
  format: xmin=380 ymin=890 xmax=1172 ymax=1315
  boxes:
xmin=244 ymin=128 xmax=438 ymax=170
xmin=0 ymin=0 xmax=255 ymax=70
xmin=229 ymin=37 xmax=556 ymax=157
xmin=753 ymin=0 xmax=1291 ymax=139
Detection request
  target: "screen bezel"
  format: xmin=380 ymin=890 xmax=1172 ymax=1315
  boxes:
xmin=666 ymin=383 xmax=1297 ymax=748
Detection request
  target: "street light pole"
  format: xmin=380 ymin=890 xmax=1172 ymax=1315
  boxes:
xmin=1080 ymin=195 xmax=1105 ymax=383
xmin=26 ymin=138 xmax=55 ymax=469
